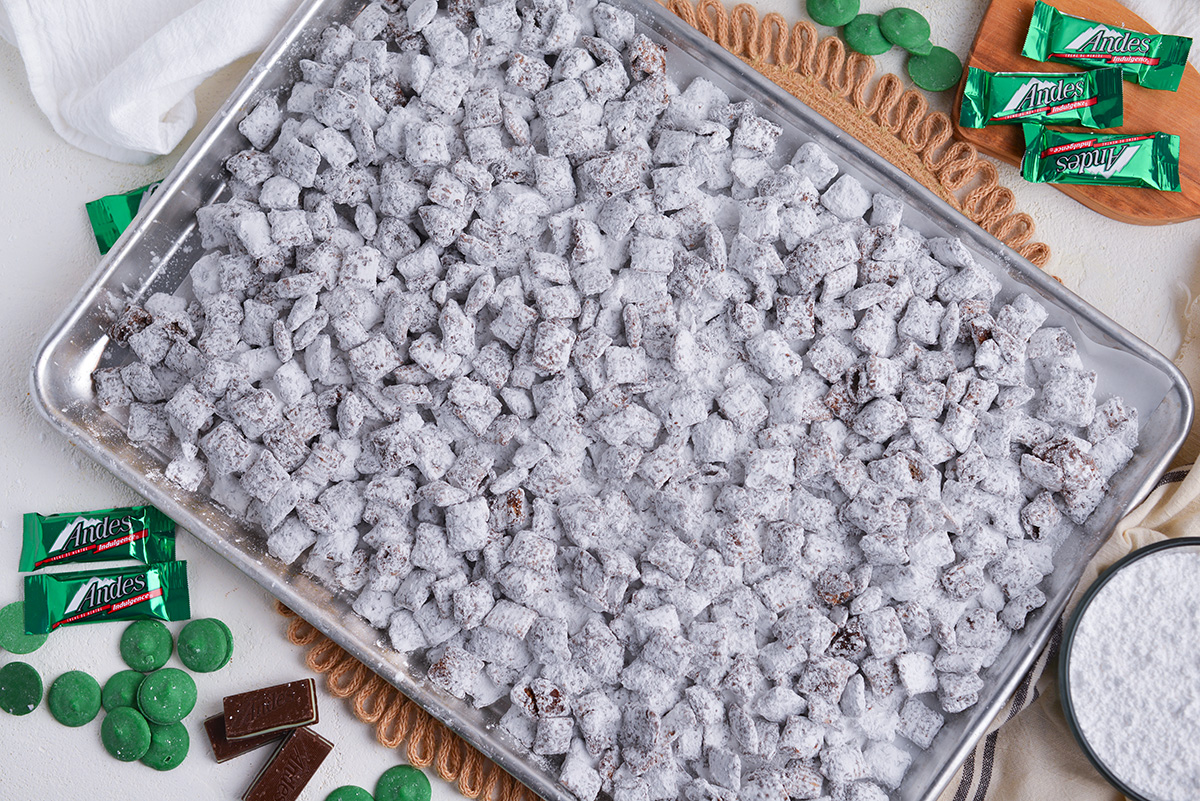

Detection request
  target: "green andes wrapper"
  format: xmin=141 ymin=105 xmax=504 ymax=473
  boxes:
xmin=85 ymin=181 xmax=161 ymax=255
xmin=959 ymin=66 xmax=1124 ymax=128
xmin=23 ymin=562 xmax=190 ymax=634
xmin=1020 ymin=125 xmax=1181 ymax=191
xmin=21 ymin=505 xmax=176 ymax=572
xmin=1023 ymin=1 xmax=1192 ymax=92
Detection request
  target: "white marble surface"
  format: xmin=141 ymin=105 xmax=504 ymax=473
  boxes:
xmin=1 ymin=1 xmax=1197 ymax=800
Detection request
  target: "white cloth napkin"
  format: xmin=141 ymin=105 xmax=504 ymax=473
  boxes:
xmin=0 ymin=0 xmax=301 ymax=164
xmin=0 ymin=0 xmax=1196 ymax=165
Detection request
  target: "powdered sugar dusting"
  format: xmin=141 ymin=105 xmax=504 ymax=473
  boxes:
xmin=1069 ymin=545 xmax=1200 ymax=801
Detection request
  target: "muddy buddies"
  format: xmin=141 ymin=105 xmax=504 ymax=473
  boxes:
xmin=92 ymin=0 xmax=1139 ymax=798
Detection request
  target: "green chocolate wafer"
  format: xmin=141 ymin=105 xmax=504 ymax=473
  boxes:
xmin=48 ymin=670 xmax=102 ymax=727
xmin=0 ymin=661 xmax=43 ymax=716
xmin=142 ymin=721 xmax=190 ymax=770
xmin=102 ymin=670 xmax=146 ymax=712
xmin=101 ymin=706 xmax=152 ymax=762
xmin=376 ymin=765 xmax=432 ymax=801
xmin=327 ymin=788 xmax=374 ymax=801
xmin=908 ymin=46 xmax=964 ymax=92
xmin=844 ymin=14 xmax=892 ymax=56
xmin=0 ymin=602 xmax=49 ymax=655
xmin=806 ymin=0 xmax=859 ymax=28
xmin=212 ymin=618 xmax=233 ymax=647
xmin=177 ymin=618 xmax=232 ymax=673
xmin=137 ymin=667 xmax=196 ymax=725
xmin=120 ymin=619 xmax=173 ymax=672
xmin=905 ymin=37 xmax=934 ymax=56
xmin=880 ymin=7 xmax=931 ymax=50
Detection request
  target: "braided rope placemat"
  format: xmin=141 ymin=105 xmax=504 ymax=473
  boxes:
xmin=276 ymin=7 xmax=1054 ymax=799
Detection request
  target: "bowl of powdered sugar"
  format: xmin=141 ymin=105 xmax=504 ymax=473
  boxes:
xmin=1061 ymin=537 xmax=1200 ymax=801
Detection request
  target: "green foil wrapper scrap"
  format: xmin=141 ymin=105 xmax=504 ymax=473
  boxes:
xmin=959 ymin=66 xmax=1124 ymax=128
xmin=85 ymin=181 xmax=161 ymax=255
xmin=1023 ymin=1 xmax=1192 ymax=92
xmin=24 ymin=562 xmax=190 ymax=634
xmin=1021 ymin=124 xmax=1181 ymax=191
xmin=21 ymin=504 xmax=176 ymax=572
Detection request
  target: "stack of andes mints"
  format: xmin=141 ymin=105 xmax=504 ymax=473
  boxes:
xmin=960 ymin=0 xmax=1190 ymax=192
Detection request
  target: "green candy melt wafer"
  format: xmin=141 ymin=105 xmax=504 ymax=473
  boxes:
xmin=102 ymin=706 xmax=152 ymax=762
xmin=908 ymin=46 xmax=964 ymax=92
xmin=177 ymin=618 xmax=232 ymax=673
xmin=137 ymin=667 xmax=196 ymax=725
xmin=326 ymin=788 xmax=374 ymax=801
xmin=23 ymin=561 xmax=190 ymax=634
xmin=120 ymin=619 xmax=174 ymax=672
xmin=905 ymin=37 xmax=933 ymax=56
xmin=844 ymin=15 xmax=892 ymax=56
xmin=48 ymin=670 xmax=102 ymax=727
xmin=21 ymin=504 xmax=176 ymax=572
xmin=142 ymin=721 xmax=190 ymax=771
xmin=0 ymin=662 xmax=43 ymax=716
xmin=0 ymin=601 xmax=48 ymax=655
xmin=880 ymin=7 xmax=931 ymax=51
xmin=1020 ymin=124 xmax=1181 ymax=191
xmin=807 ymin=0 xmax=859 ymax=28
xmin=958 ymin=66 xmax=1123 ymax=128
xmin=376 ymin=765 xmax=432 ymax=801
xmin=102 ymin=670 xmax=146 ymax=712
xmin=1022 ymin=0 xmax=1192 ymax=91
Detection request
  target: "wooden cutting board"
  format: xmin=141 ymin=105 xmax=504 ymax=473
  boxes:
xmin=954 ymin=0 xmax=1200 ymax=224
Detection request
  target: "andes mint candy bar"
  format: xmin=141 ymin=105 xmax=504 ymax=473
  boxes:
xmin=1023 ymin=1 xmax=1192 ymax=91
xmin=85 ymin=181 xmax=161 ymax=255
xmin=23 ymin=561 xmax=190 ymax=634
xmin=1021 ymin=124 xmax=1181 ymax=191
xmin=223 ymin=678 xmax=318 ymax=739
xmin=21 ymin=504 xmax=176 ymax=571
xmin=204 ymin=714 xmax=285 ymax=763
xmin=959 ymin=66 xmax=1123 ymax=128
xmin=242 ymin=726 xmax=333 ymax=801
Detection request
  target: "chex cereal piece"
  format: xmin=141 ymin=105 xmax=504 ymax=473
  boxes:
xmin=897 ymin=698 xmax=944 ymax=748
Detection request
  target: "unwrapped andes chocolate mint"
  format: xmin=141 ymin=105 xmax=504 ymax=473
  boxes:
xmin=242 ymin=726 xmax=332 ymax=801
xmin=204 ymin=714 xmax=286 ymax=763
xmin=223 ymin=678 xmax=318 ymax=739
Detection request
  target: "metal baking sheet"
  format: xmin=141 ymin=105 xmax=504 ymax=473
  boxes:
xmin=31 ymin=0 xmax=1193 ymax=799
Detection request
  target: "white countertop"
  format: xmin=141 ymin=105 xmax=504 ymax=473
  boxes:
xmin=1 ymin=2 xmax=1197 ymax=800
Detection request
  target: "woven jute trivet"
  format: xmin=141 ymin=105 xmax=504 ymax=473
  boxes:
xmin=276 ymin=6 xmax=1053 ymax=800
